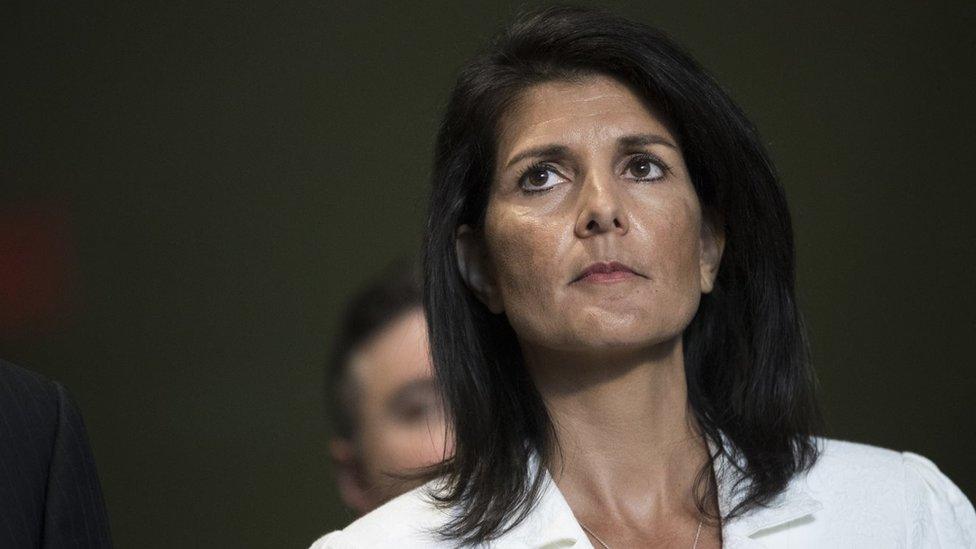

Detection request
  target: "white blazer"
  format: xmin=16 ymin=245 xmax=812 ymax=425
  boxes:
xmin=309 ymin=438 xmax=976 ymax=548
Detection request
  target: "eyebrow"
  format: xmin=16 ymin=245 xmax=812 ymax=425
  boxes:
xmin=503 ymin=133 xmax=678 ymax=170
xmin=618 ymin=132 xmax=678 ymax=150
xmin=504 ymin=144 xmax=571 ymax=170
xmin=386 ymin=378 xmax=438 ymax=411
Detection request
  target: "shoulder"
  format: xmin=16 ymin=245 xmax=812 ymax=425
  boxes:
xmin=308 ymin=481 xmax=455 ymax=549
xmin=0 ymin=358 xmax=59 ymax=402
xmin=0 ymin=359 xmax=99 ymax=479
xmin=802 ymin=438 xmax=913 ymax=512
xmin=0 ymin=360 xmax=111 ymax=547
xmin=808 ymin=437 xmax=970 ymax=501
xmin=898 ymin=451 xmax=976 ymax=545
xmin=801 ymin=437 xmax=975 ymax=546
xmin=0 ymin=359 xmax=61 ymax=440
xmin=809 ymin=437 xmax=904 ymax=476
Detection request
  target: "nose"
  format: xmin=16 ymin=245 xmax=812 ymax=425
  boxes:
xmin=574 ymin=171 xmax=629 ymax=238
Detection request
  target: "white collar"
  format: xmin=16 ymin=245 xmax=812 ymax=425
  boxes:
xmin=491 ymin=434 xmax=823 ymax=548
xmin=709 ymin=434 xmax=823 ymax=544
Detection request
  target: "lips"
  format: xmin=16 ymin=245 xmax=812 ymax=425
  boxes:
xmin=572 ymin=261 xmax=643 ymax=283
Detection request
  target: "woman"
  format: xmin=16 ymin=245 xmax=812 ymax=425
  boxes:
xmin=311 ymin=6 xmax=975 ymax=548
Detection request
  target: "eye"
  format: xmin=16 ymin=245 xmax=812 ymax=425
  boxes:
xmin=624 ymin=155 xmax=666 ymax=182
xmin=518 ymin=164 xmax=568 ymax=192
xmin=398 ymin=401 xmax=433 ymax=424
xmin=390 ymin=390 xmax=445 ymax=426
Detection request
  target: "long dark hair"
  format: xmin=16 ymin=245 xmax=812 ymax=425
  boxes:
xmin=421 ymin=5 xmax=821 ymax=543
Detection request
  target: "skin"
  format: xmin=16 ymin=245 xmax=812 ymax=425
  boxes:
xmin=329 ymin=307 xmax=450 ymax=514
xmin=456 ymin=75 xmax=725 ymax=548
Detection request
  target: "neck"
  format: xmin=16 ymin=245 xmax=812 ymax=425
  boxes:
xmin=523 ymin=336 xmax=710 ymax=522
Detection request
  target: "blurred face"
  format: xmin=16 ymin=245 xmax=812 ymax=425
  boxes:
xmin=457 ymin=75 xmax=722 ymax=355
xmin=332 ymin=307 xmax=449 ymax=512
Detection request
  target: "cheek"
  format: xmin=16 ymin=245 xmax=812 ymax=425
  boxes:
xmin=635 ymin=193 xmax=704 ymax=313
xmin=484 ymin=204 xmax=571 ymax=306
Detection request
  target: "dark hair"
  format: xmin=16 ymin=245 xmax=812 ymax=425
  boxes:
xmin=327 ymin=258 xmax=423 ymax=439
xmin=421 ymin=5 xmax=822 ymax=544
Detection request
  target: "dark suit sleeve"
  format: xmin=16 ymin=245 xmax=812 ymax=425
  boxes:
xmin=41 ymin=382 xmax=113 ymax=548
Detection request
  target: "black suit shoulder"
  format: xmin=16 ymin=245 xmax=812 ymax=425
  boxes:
xmin=0 ymin=360 xmax=61 ymax=535
xmin=0 ymin=359 xmax=113 ymax=548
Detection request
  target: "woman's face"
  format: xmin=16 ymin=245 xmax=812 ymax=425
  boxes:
xmin=458 ymin=75 xmax=722 ymax=354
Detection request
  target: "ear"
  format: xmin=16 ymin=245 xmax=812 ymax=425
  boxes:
xmin=698 ymin=218 xmax=725 ymax=294
xmin=455 ymin=224 xmax=504 ymax=314
xmin=329 ymin=437 xmax=375 ymax=514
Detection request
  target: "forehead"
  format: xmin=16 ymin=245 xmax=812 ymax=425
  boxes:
xmin=496 ymin=75 xmax=673 ymax=158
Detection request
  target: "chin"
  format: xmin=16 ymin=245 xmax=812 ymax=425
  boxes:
xmin=563 ymin=323 xmax=678 ymax=351
xmin=514 ymin=307 xmax=691 ymax=353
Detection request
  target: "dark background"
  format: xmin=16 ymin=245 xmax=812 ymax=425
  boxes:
xmin=2 ymin=1 xmax=973 ymax=547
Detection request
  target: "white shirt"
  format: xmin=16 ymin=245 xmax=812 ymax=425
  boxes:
xmin=309 ymin=438 xmax=976 ymax=548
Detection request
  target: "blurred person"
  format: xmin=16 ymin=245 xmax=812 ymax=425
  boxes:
xmin=0 ymin=358 xmax=112 ymax=548
xmin=326 ymin=260 xmax=450 ymax=515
